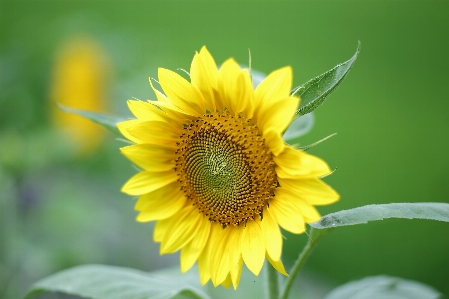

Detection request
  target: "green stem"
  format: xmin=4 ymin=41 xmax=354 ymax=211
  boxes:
xmin=280 ymin=227 xmax=332 ymax=299
xmin=266 ymin=263 xmax=279 ymax=299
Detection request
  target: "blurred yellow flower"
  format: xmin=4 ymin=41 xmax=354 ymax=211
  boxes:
xmin=118 ymin=47 xmax=339 ymax=289
xmin=50 ymin=36 xmax=110 ymax=156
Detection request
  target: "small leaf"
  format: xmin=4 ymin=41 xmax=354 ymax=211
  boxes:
xmin=323 ymin=275 xmax=441 ymax=299
xmin=293 ymin=41 xmax=360 ymax=117
xmin=57 ymin=103 xmax=125 ymax=136
xmin=25 ymin=264 xmax=211 ymax=299
xmin=310 ymin=202 xmax=449 ymax=229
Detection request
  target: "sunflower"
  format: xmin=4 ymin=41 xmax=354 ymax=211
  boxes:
xmin=118 ymin=47 xmax=339 ymax=289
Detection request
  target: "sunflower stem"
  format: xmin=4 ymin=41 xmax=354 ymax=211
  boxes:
xmin=280 ymin=227 xmax=333 ymax=299
xmin=266 ymin=263 xmax=280 ymax=299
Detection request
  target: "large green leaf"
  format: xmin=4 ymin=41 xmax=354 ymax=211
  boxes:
xmin=292 ymin=41 xmax=360 ymax=117
xmin=310 ymin=202 xmax=449 ymax=229
xmin=57 ymin=103 xmax=126 ymax=136
xmin=25 ymin=265 xmax=211 ymax=299
xmin=323 ymin=275 xmax=441 ymax=299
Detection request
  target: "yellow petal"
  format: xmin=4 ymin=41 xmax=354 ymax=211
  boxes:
xmin=126 ymin=120 xmax=180 ymax=144
xmin=274 ymin=146 xmax=332 ymax=178
xmin=180 ymin=215 xmax=211 ymax=273
xmin=149 ymin=77 xmax=170 ymax=103
xmin=121 ymin=170 xmax=178 ymax=196
xmin=241 ymin=219 xmax=265 ymax=276
xmin=261 ymin=208 xmax=283 ymax=261
xmin=210 ymin=227 xmax=233 ymax=286
xmin=259 ymin=96 xmax=299 ymax=135
xmin=160 ymin=205 xmax=201 ymax=253
xmin=279 ymin=178 xmax=340 ymax=206
xmin=154 ymin=217 xmax=171 ymax=242
xmin=127 ymin=100 xmax=168 ymax=121
xmin=198 ymin=223 xmax=222 ymax=285
xmin=254 ymin=66 xmax=292 ymax=122
xmin=264 ymin=129 xmax=285 ymax=156
xmin=274 ymin=187 xmax=321 ymax=223
xmin=222 ymin=274 xmax=232 ymax=289
xmin=266 ymin=255 xmax=288 ymax=276
xmin=135 ymin=182 xmax=186 ymax=222
xmin=158 ymin=68 xmax=205 ymax=115
xmin=230 ymin=255 xmax=243 ymax=290
xmin=117 ymin=119 xmax=142 ymax=144
xmin=269 ymin=197 xmax=306 ymax=234
xmin=190 ymin=46 xmax=219 ymax=111
xmin=218 ymin=59 xmax=253 ymax=115
xmin=120 ymin=144 xmax=176 ymax=170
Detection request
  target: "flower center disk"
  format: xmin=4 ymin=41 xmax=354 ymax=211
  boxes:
xmin=175 ymin=113 xmax=277 ymax=226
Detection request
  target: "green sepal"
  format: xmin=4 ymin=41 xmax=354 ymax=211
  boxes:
xmin=297 ymin=132 xmax=337 ymax=151
xmin=57 ymin=103 xmax=126 ymax=136
xmin=292 ymin=41 xmax=360 ymax=117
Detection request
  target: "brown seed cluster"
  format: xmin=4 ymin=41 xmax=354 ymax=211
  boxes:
xmin=174 ymin=112 xmax=277 ymax=226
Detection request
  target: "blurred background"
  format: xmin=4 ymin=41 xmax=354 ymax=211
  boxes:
xmin=1 ymin=1 xmax=448 ymax=298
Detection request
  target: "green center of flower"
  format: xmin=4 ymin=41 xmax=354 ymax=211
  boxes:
xmin=175 ymin=112 xmax=277 ymax=226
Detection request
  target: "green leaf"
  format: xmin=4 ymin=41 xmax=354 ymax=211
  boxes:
xmin=283 ymin=113 xmax=315 ymax=143
xmin=57 ymin=103 xmax=126 ymax=136
xmin=323 ymin=275 xmax=441 ymax=299
xmin=292 ymin=41 xmax=360 ymax=116
xmin=25 ymin=264 xmax=211 ymax=299
xmin=310 ymin=202 xmax=449 ymax=229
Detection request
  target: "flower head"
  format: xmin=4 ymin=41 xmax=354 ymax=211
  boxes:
xmin=118 ymin=47 xmax=339 ymax=289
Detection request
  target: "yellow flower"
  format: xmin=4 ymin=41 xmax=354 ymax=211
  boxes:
xmin=50 ymin=36 xmax=110 ymax=156
xmin=118 ymin=47 xmax=339 ymax=289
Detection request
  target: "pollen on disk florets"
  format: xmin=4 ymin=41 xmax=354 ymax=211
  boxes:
xmin=174 ymin=112 xmax=277 ymax=227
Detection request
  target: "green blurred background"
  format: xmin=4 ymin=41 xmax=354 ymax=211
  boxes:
xmin=1 ymin=1 xmax=448 ymax=298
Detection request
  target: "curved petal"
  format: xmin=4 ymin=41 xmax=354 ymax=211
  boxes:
xmin=269 ymin=196 xmax=306 ymax=234
xmin=160 ymin=205 xmax=202 ymax=253
xmin=258 ymin=96 xmax=299 ymax=135
xmin=274 ymin=187 xmax=321 ymax=223
xmin=210 ymin=227 xmax=233 ymax=286
xmin=154 ymin=217 xmax=171 ymax=242
xmin=241 ymin=218 xmax=266 ymax=276
xmin=254 ymin=66 xmax=292 ymax=121
xmin=180 ymin=215 xmax=211 ymax=273
xmin=198 ymin=223 xmax=222 ymax=285
xmin=135 ymin=182 xmax=186 ymax=222
xmin=230 ymin=255 xmax=243 ymax=290
xmin=120 ymin=144 xmax=176 ymax=170
xmin=222 ymin=274 xmax=232 ymax=289
xmin=217 ymin=59 xmax=253 ymax=115
xmin=121 ymin=170 xmax=178 ymax=196
xmin=158 ymin=68 xmax=205 ymax=115
xmin=125 ymin=120 xmax=181 ymax=144
xmin=190 ymin=46 xmax=219 ymax=111
xmin=266 ymin=254 xmax=288 ymax=276
xmin=117 ymin=119 xmax=142 ymax=144
xmin=279 ymin=177 xmax=340 ymax=206
xmin=261 ymin=208 xmax=283 ymax=261
xmin=127 ymin=100 xmax=168 ymax=121
xmin=264 ymin=129 xmax=285 ymax=156
xmin=149 ymin=77 xmax=170 ymax=103
xmin=274 ymin=146 xmax=332 ymax=178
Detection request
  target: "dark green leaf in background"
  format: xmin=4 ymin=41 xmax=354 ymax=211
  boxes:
xmin=292 ymin=41 xmax=360 ymax=117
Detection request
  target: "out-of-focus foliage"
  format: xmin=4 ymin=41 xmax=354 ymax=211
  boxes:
xmin=1 ymin=1 xmax=449 ymax=299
